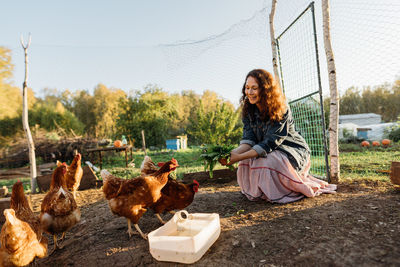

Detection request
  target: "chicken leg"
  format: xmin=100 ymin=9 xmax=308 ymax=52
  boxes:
xmin=49 ymin=235 xmax=60 ymax=255
xmin=155 ymin=213 xmax=166 ymax=224
xmin=134 ymin=224 xmax=147 ymax=240
xmin=127 ymin=219 xmax=147 ymax=239
xmin=127 ymin=219 xmax=134 ymax=238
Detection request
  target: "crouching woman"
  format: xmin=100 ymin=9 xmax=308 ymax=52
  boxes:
xmin=225 ymin=69 xmax=336 ymax=203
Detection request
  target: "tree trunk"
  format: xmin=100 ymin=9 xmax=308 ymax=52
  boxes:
xmin=269 ymin=0 xmax=281 ymax=88
xmin=20 ymin=35 xmax=38 ymax=193
xmin=322 ymin=0 xmax=340 ymax=183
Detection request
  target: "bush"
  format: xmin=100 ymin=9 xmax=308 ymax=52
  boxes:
xmin=388 ymin=127 xmax=400 ymax=142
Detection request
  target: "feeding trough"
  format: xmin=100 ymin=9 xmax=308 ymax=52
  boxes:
xmin=148 ymin=210 xmax=220 ymax=264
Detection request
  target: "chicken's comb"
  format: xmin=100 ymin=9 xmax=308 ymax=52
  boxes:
xmin=193 ymin=179 xmax=199 ymax=186
xmin=62 ymin=162 xmax=67 ymax=167
xmin=171 ymin=158 xmax=178 ymax=165
xmin=157 ymin=162 xmax=165 ymax=167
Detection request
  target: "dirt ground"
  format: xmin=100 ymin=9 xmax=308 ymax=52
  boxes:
xmin=23 ymin=175 xmax=400 ymax=267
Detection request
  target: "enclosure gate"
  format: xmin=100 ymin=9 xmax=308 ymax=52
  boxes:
xmin=275 ymin=2 xmax=330 ymax=181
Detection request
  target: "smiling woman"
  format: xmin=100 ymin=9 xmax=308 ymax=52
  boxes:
xmin=222 ymin=69 xmax=336 ymax=203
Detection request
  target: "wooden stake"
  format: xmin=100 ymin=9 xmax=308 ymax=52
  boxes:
xmin=20 ymin=33 xmax=38 ymax=193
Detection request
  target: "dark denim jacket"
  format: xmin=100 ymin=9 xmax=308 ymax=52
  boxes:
xmin=240 ymin=107 xmax=310 ymax=172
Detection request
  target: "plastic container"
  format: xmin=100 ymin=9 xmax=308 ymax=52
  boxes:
xmin=121 ymin=135 xmax=128 ymax=146
xmin=148 ymin=210 xmax=220 ymax=264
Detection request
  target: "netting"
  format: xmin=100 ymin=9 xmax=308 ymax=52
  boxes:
xmin=2 ymin=1 xmax=400 ymax=175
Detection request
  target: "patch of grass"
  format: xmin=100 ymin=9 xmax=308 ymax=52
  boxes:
xmin=0 ymin=178 xmax=31 ymax=193
xmin=340 ymin=151 xmax=400 ymax=181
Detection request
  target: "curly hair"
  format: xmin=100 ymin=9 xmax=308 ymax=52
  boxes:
xmin=240 ymin=69 xmax=287 ymax=122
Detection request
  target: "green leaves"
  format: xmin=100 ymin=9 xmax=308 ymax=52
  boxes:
xmin=187 ymin=101 xmax=242 ymax=146
xmin=199 ymin=144 xmax=236 ymax=178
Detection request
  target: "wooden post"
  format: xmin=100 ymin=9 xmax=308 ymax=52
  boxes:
xmin=322 ymin=0 xmax=340 ymax=183
xmin=269 ymin=0 xmax=281 ymax=88
xmin=98 ymin=151 xmax=102 ymax=169
xmin=141 ymin=130 xmax=147 ymax=155
xmin=20 ymin=34 xmax=38 ymax=193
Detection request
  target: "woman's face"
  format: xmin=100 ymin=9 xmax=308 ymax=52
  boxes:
xmin=245 ymin=76 xmax=261 ymax=105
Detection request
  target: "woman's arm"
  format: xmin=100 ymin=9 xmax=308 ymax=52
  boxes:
xmin=228 ymin=149 xmax=258 ymax=165
xmin=232 ymin=143 xmax=252 ymax=154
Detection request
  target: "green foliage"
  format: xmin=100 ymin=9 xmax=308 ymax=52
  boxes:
xmin=0 ymin=116 xmax=21 ymax=136
xmin=187 ymin=101 xmax=242 ymax=145
xmin=199 ymin=144 xmax=235 ymax=178
xmin=387 ymin=122 xmax=400 ymax=142
xmin=116 ymin=85 xmax=178 ymax=147
xmin=0 ymin=103 xmax=85 ymax=137
xmin=29 ymin=104 xmax=85 ymax=134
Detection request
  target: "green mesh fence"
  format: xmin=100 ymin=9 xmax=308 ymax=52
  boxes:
xmin=276 ymin=3 xmax=329 ymax=180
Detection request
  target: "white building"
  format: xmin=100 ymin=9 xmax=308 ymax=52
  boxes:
xmin=338 ymin=113 xmax=396 ymax=140
xmin=339 ymin=113 xmax=381 ymax=126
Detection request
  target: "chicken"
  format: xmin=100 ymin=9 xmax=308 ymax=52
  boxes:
xmin=40 ymin=164 xmax=81 ymax=254
xmin=10 ymin=181 xmax=44 ymax=239
xmin=57 ymin=153 xmax=83 ymax=198
xmin=0 ymin=209 xmax=47 ymax=267
xmin=140 ymin=156 xmax=160 ymax=176
xmin=101 ymin=158 xmax=179 ymax=239
xmin=140 ymin=156 xmax=199 ymax=224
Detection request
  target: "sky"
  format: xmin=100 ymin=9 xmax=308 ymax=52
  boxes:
xmin=1 ymin=0 xmax=268 ymax=106
xmin=1 ymin=0 xmax=400 ymax=107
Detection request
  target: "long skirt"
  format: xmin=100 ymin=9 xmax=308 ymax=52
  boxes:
xmin=237 ymin=150 xmax=337 ymax=203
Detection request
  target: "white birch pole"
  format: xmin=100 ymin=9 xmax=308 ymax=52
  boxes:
xmin=20 ymin=34 xmax=38 ymax=193
xmin=269 ymin=0 xmax=281 ymax=88
xmin=322 ymin=0 xmax=340 ymax=183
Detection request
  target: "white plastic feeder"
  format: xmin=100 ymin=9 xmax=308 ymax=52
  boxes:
xmin=148 ymin=210 xmax=221 ymax=264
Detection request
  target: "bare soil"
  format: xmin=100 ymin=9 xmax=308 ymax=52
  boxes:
xmin=23 ymin=176 xmax=400 ymax=266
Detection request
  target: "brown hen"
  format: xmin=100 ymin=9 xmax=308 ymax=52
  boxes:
xmin=140 ymin=156 xmax=199 ymax=224
xmin=0 ymin=209 xmax=47 ymax=267
xmin=40 ymin=164 xmax=81 ymax=254
xmin=57 ymin=153 xmax=83 ymax=198
xmin=101 ymin=158 xmax=179 ymax=239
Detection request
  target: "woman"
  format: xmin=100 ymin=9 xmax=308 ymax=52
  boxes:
xmin=226 ymin=69 xmax=336 ymax=203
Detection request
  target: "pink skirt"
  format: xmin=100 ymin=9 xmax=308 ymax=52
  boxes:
xmin=237 ymin=150 xmax=337 ymax=203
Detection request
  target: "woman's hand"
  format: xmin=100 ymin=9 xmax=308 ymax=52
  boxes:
xmin=227 ymin=151 xmax=241 ymax=165
xmin=218 ymin=158 xmax=228 ymax=166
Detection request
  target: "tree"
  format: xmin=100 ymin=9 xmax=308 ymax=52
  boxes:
xmin=92 ymin=84 xmax=126 ymax=138
xmin=116 ymin=85 xmax=178 ymax=147
xmin=0 ymin=47 xmax=13 ymax=84
xmin=187 ymin=101 xmax=242 ymax=145
xmin=322 ymin=0 xmax=340 ymax=183
xmin=269 ymin=0 xmax=281 ymax=87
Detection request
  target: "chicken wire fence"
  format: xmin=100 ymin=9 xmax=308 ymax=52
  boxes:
xmin=275 ymin=2 xmax=329 ymax=179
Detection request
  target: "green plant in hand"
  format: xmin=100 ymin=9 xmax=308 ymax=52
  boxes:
xmin=199 ymin=144 xmax=236 ymax=178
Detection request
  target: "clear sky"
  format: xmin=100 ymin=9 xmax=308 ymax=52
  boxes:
xmin=1 ymin=0 xmax=268 ymax=106
xmin=1 ymin=0 xmax=400 ymax=107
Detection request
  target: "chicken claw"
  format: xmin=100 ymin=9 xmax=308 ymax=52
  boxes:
xmin=155 ymin=213 xmax=166 ymax=224
xmin=134 ymin=224 xmax=148 ymax=240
